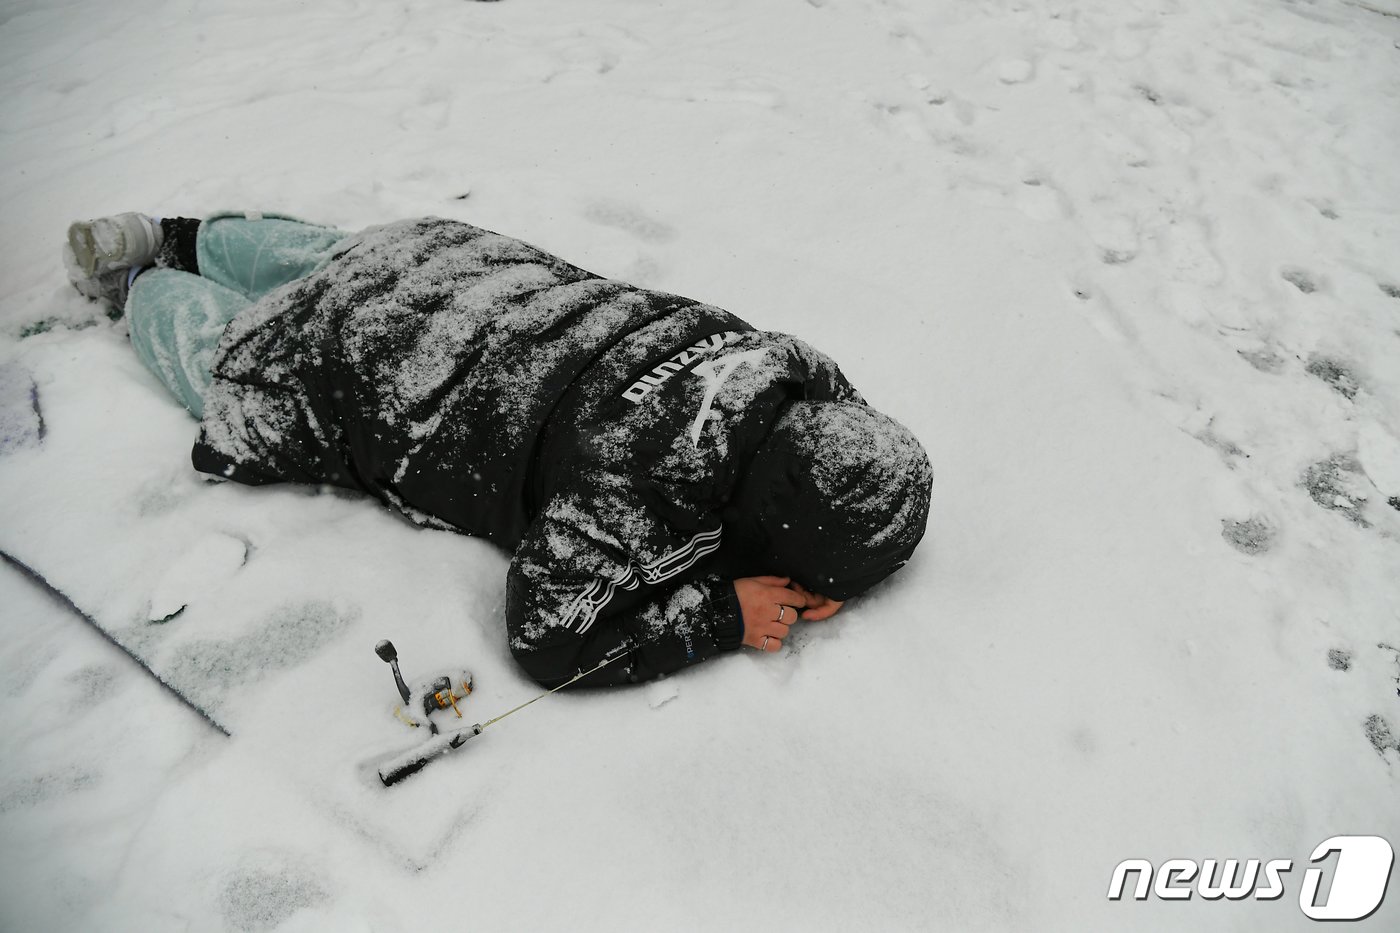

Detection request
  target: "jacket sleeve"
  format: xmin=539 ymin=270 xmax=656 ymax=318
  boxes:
xmin=505 ymin=475 xmax=745 ymax=688
xmin=192 ymin=379 xmax=328 ymax=486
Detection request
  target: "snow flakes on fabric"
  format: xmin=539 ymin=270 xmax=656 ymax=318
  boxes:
xmin=771 ymin=400 xmax=933 ymax=550
xmin=195 ymin=218 xmax=753 ymax=544
xmin=650 ymin=582 xmax=707 ymax=639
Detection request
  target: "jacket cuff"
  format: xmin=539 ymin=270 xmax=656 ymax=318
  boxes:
xmin=714 ymin=581 xmax=745 ymax=651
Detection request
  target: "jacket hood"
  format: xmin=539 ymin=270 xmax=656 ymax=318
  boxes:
xmin=729 ymin=400 xmax=933 ymax=600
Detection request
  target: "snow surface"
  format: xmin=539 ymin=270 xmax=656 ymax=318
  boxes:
xmin=2 ymin=0 xmax=1399 ymax=930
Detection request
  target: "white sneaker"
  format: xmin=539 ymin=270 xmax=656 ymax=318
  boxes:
xmin=62 ymin=240 xmax=141 ymax=308
xmin=66 ymin=212 xmax=163 ymax=276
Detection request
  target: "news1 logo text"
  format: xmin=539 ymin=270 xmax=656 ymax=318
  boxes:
xmin=1108 ymin=835 xmax=1393 ymax=921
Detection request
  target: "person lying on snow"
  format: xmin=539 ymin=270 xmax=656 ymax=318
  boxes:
xmin=64 ymin=211 xmax=933 ymax=688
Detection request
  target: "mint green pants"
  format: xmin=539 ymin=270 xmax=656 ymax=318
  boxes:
xmin=126 ymin=213 xmax=347 ymax=418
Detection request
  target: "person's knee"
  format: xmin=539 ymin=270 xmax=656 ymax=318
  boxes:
xmin=508 ymin=639 xmax=578 ymax=690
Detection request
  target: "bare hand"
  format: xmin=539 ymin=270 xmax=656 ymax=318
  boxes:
xmin=734 ymin=576 xmax=807 ymax=652
xmin=789 ymin=581 xmax=845 ymax=621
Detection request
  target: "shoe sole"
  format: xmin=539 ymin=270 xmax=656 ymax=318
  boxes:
xmin=67 ymin=222 xmax=102 ymax=276
xmin=65 ymin=214 xmax=159 ymax=276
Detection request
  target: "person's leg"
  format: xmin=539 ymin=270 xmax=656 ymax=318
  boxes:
xmin=157 ymin=217 xmax=202 ymax=274
xmin=65 ymin=211 xmax=348 ymax=305
xmin=193 ymin=213 xmax=348 ymax=301
xmin=64 ymin=210 xmax=346 ymax=416
xmin=125 ymin=268 xmax=251 ymax=419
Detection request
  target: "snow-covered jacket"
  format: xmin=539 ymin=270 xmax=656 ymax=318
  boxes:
xmin=192 ymin=218 xmax=892 ymax=687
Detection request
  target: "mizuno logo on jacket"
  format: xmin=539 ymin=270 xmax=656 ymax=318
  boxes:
xmin=620 ymin=332 xmax=738 ymax=403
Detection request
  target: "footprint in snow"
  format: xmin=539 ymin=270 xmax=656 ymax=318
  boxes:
xmin=0 ymin=365 xmax=43 ymax=455
xmin=0 ymin=768 xmax=100 ymax=814
xmin=1304 ymin=354 xmax=1361 ymax=400
xmin=1236 ymin=345 xmax=1285 ymax=374
xmin=72 ymin=663 xmax=119 ymax=696
xmin=1221 ymin=515 xmax=1276 ymax=555
xmin=1363 ymin=714 xmax=1398 ymax=759
xmin=1133 ymin=83 xmax=1162 ymax=104
xmin=219 ymin=854 xmax=328 ymax=933
xmin=163 ymin=600 xmax=357 ymax=711
xmin=1308 ymin=199 xmax=1339 ymax=220
xmin=1280 ymin=266 xmax=1322 ymax=294
xmin=1321 ymin=646 xmax=1400 ymax=761
xmin=583 ymin=199 xmax=674 ymax=244
xmin=1200 ymin=432 xmax=1248 ymax=466
xmin=1301 ymin=454 xmax=1375 ymax=528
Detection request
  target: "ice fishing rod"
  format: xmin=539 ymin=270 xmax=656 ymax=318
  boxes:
xmin=373 ymin=639 xmax=626 ymax=786
xmin=0 ymin=549 xmax=232 ymax=736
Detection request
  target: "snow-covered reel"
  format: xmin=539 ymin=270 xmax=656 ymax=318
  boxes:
xmin=400 ymin=669 xmax=475 ymax=727
xmin=374 ymin=639 xmax=473 ymax=729
xmin=374 ymin=639 xmax=481 ymax=787
xmin=372 ymin=638 xmax=626 ymax=786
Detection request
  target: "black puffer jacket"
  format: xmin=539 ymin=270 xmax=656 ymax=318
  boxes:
xmin=193 ymin=218 xmax=920 ymax=687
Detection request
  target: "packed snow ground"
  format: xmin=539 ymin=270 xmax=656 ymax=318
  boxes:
xmin=2 ymin=0 xmax=1400 ymax=929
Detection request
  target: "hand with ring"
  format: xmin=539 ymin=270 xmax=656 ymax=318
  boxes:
xmin=734 ymin=575 xmax=810 ymax=653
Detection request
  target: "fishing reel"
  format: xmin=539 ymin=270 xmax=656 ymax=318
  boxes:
xmin=374 ymin=639 xmax=473 ymax=733
xmin=371 ymin=637 xmax=627 ymax=787
xmin=374 ymin=639 xmax=482 ymax=787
